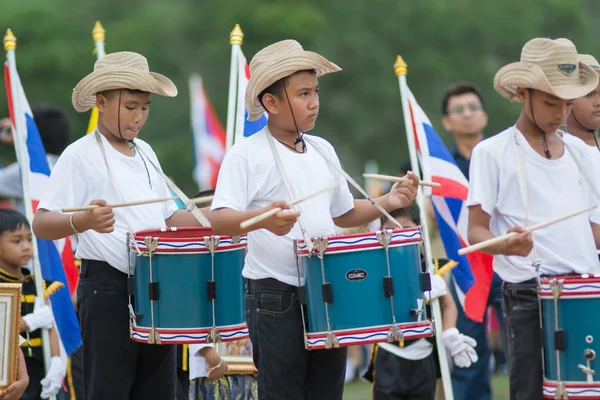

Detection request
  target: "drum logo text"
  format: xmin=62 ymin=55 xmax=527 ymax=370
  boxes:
xmin=346 ymin=269 xmax=368 ymax=282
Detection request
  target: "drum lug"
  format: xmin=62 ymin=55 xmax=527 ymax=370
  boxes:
xmin=554 ymin=382 xmax=568 ymax=399
xmin=550 ymin=279 xmax=564 ymax=298
xmin=205 ymin=328 xmax=222 ymax=344
xmin=231 ymin=235 xmax=241 ymax=245
xmin=387 ymin=325 xmax=404 ymax=347
xmin=313 ymin=237 xmax=329 ymax=258
xmin=376 ymin=229 xmax=393 ymax=249
xmin=204 ymin=236 xmax=221 ymax=253
xmin=324 ymin=332 xmax=340 ymax=349
xmin=148 ymin=329 xmax=162 ymax=345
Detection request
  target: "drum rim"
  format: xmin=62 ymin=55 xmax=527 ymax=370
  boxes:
xmin=132 ymin=226 xmax=247 ymax=241
xmin=295 ymin=226 xmax=422 ymax=246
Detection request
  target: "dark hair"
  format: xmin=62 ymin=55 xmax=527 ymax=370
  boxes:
xmin=441 ymin=81 xmax=485 ymax=115
xmin=258 ymin=69 xmax=317 ymax=110
xmin=31 ymin=104 xmax=69 ymax=155
xmin=193 ymin=189 xmax=215 ymax=208
xmin=97 ymin=89 xmax=149 ymax=101
xmin=0 ymin=209 xmax=30 ymax=235
xmin=380 ymin=203 xmax=421 ymax=228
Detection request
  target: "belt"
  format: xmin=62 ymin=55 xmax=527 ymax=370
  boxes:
xmin=247 ymin=278 xmax=297 ymax=292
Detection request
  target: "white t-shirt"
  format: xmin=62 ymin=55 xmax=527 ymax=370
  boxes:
xmin=467 ymin=127 xmax=600 ymax=283
xmin=38 ymin=133 xmax=178 ymax=274
xmin=211 ymin=128 xmax=355 ymax=286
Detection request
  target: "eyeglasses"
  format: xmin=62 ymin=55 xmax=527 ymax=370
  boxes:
xmin=449 ymin=104 xmax=483 ymax=115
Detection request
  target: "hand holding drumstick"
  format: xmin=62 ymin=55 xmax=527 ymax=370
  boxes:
xmin=70 ymin=199 xmax=115 ymax=234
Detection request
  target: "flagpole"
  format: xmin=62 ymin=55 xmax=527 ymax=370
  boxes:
xmin=395 ymin=56 xmax=454 ymax=400
xmin=225 ymin=24 xmax=243 ymax=150
xmin=4 ymin=29 xmax=55 ymax=395
xmin=86 ymin=21 xmax=105 ymax=135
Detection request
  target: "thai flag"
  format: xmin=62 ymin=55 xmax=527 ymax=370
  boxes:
xmin=234 ymin=49 xmax=267 ymax=143
xmin=190 ymin=75 xmax=226 ymax=190
xmin=4 ymin=62 xmax=82 ymax=354
xmin=407 ymin=88 xmax=493 ymax=323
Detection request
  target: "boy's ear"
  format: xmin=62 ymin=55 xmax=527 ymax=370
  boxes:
xmin=96 ymin=93 xmax=107 ymax=112
xmin=515 ymin=88 xmax=528 ymax=104
xmin=261 ymin=93 xmax=279 ymax=116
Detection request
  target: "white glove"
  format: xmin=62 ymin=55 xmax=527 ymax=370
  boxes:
xmin=22 ymin=297 xmax=54 ymax=332
xmin=424 ymin=274 xmax=447 ymax=301
xmin=40 ymin=356 xmax=66 ymax=399
xmin=440 ymin=327 xmax=478 ymax=368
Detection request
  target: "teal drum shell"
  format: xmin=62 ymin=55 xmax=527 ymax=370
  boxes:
xmin=130 ymin=227 xmax=247 ymax=343
xmin=540 ymin=275 xmax=600 ymax=399
xmin=297 ymin=228 xmax=431 ymax=349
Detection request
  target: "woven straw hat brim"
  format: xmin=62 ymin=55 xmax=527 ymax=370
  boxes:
xmin=72 ymin=69 xmax=177 ymax=113
xmin=579 ymin=54 xmax=600 ymax=70
xmin=494 ymin=61 xmax=598 ymax=101
xmin=245 ymin=51 xmax=341 ymax=121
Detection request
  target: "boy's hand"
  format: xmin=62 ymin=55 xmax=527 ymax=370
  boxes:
xmin=505 ymin=226 xmax=534 ymax=257
xmin=22 ymin=297 xmax=54 ymax=332
xmin=80 ymin=199 xmax=115 ymax=233
xmin=1 ymin=378 xmax=28 ymax=400
xmin=260 ymin=201 xmax=300 ymax=236
xmin=388 ymin=171 xmax=419 ymax=209
xmin=200 ymin=347 xmax=229 ymax=379
xmin=40 ymin=356 xmax=66 ymax=399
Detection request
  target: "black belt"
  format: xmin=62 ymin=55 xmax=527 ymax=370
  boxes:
xmin=247 ymin=278 xmax=297 ymax=292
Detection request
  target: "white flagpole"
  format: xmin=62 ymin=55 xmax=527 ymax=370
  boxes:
xmin=395 ymin=56 xmax=454 ymax=400
xmin=93 ymin=21 xmax=106 ymax=60
xmin=4 ymin=29 xmax=55 ymax=397
xmin=234 ymin=49 xmax=247 ymax=145
xmin=225 ymin=25 xmax=243 ymax=150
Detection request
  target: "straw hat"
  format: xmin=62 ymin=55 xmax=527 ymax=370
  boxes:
xmin=245 ymin=40 xmax=341 ymax=121
xmin=72 ymin=51 xmax=177 ymax=112
xmin=494 ymin=38 xmax=599 ymax=102
xmin=579 ymin=54 xmax=600 ymax=71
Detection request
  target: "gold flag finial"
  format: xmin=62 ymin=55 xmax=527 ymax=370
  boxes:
xmin=394 ymin=56 xmax=407 ymax=77
xmin=230 ymin=24 xmax=244 ymax=46
xmin=92 ymin=21 xmax=105 ymax=43
xmin=3 ymin=29 xmax=16 ymax=52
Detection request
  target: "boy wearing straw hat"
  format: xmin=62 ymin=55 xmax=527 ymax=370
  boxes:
xmin=467 ymin=38 xmax=600 ymax=399
xmin=32 ymin=52 xmax=208 ymax=400
xmin=210 ymin=40 xmax=419 ymax=399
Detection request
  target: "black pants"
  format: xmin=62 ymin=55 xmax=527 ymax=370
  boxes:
xmin=503 ymin=280 xmax=543 ymax=400
xmin=245 ymin=278 xmax=347 ymax=400
xmin=78 ymin=260 xmax=176 ymax=400
xmin=372 ymin=346 xmax=436 ymax=400
xmin=21 ymin=357 xmax=44 ymax=400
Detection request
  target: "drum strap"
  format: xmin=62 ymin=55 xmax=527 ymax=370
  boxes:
xmin=559 ymin=136 xmax=600 ymax=203
xmin=304 ymin=136 xmax=402 ymax=229
xmin=94 ymin=131 xmax=143 ymax=259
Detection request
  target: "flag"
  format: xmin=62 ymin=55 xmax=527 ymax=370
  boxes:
xmin=234 ymin=49 xmax=267 ymax=143
xmin=406 ymin=88 xmax=493 ymax=323
xmin=190 ymin=75 xmax=226 ymax=190
xmin=86 ymin=106 xmax=99 ymax=134
xmin=4 ymin=62 xmax=82 ymax=354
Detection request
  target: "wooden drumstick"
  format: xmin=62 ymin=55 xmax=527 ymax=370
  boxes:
xmin=240 ymin=183 xmax=340 ymax=230
xmin=62 ymin=196 xmax=178 ymax=212
xmin=190 ymin=195 xmax=214 ymax=204
xmin=363 ymin=173 xmax=441 ymax=188
xmin=458 ymin=205 xmax=597 ymax=255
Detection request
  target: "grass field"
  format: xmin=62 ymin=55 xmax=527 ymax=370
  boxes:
xmin=343 ymin=375 xmax=510 ymax=400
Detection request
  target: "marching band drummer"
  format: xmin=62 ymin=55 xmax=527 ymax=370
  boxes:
xmin=32 ymin=52 xmax=210 ymax=400
xmin=467 ymin=38 xmax=600 ymax=399
xmin=210 ymin=39 xmax=419 ymax=399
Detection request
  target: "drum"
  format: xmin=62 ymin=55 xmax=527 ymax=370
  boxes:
xmin=540 ymin=275 xmax=600 ymax=399
xmin=128 ymin=227 xmax=248 ymax=344
xmin=296 ymin=227 xmax=433 ymax=350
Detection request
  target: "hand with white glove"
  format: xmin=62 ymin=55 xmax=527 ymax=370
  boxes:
xmin=40 ymin=356 xmax=66 ymax=399
xmin=440 ymin=327 xmax=478 ymax=368
xmin=22 ymin=297 xmax=54 ymax=332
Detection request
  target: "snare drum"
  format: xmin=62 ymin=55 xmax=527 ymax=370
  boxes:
xmin=539 ymin=275 xmax=600 ymax=399
xmin=296 ymin=227 xmax=433 ymax=350
xmin=129 ymin=227 xmax=248 ymax=344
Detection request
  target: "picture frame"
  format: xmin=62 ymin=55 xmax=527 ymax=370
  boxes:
xmin=217 ymin=338 xmax=256 ymax=375
xmin=0 ymin=283 xmax=22 ymax=395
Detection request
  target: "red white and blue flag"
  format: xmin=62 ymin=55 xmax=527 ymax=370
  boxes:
xmin=407 ymin=88 xmax=493 ymax=323
xmin=4 ymin=62 xmax=82 ymax=354
xmin=235 ymin=49 xmax=267 ymax=143
xmin=190 ymin=75 xmax=226 ymax=190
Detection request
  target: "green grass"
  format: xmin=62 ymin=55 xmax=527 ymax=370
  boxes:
xmin=343 ymin=375 xmax=510 ymax=400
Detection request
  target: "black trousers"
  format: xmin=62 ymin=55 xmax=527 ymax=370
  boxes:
xmin=78 ymin=259 xmax=176 ymax=400
xmin=372 ymin=346 xmax=437 ymax=400
xmin=245 ymin=278 xmax=347 ymax=400
xmin=503 ymin=280 xmax=543 ymax=400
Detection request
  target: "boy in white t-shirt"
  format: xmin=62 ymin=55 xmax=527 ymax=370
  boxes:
xmin=32 ymin=52 xmax=207 ymax=400
xmin=210 ymin=40 xmax=419 ymax=399
xmin=467 ymin=38 xmax=600 ymax=399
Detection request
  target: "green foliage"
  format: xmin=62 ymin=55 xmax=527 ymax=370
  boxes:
xmin=1 ymin=0 xmax=598 ymax=193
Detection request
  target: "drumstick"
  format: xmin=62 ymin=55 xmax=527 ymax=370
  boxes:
xmin=362 ymin=173 xmax=441 ymax=188
xmin=240 ymin=183 xmax=339 ymax=230
xmin=190 ymin=195 xmax=214 ymax=204
xmin=62 ymin=196 xmax=178 ymax=213
xmin=458 ymin=205 xmax=597 ymax=255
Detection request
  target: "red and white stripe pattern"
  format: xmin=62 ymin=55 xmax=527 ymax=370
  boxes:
xmin=539 ymin=275 xmax=600 ymax=299
xmin=543 ymin=381 xmax=600 ymax=399
xmin=131 ymin=323 xmax=249 ymax=344
xmin=130 ymin=227 xmax=247 ymax=254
